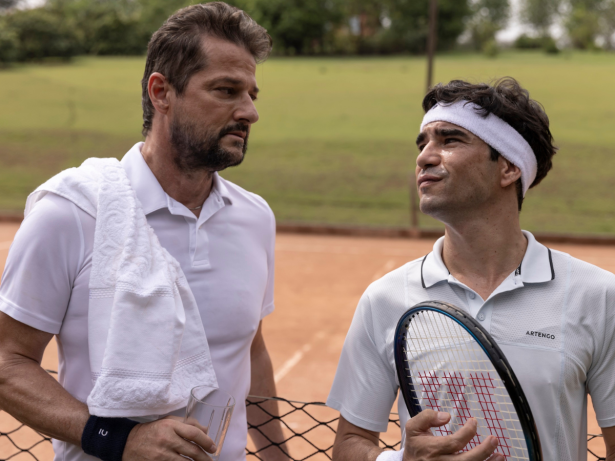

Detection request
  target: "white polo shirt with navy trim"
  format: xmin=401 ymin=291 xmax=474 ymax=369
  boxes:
xmin=327 ymin=231 xmax=615 ymax=461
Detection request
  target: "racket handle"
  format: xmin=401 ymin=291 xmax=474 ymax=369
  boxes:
xmin=376 ymin=449 xmax=403 ymax=461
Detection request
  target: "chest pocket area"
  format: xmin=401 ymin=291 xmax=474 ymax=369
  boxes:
xmin=490 ymin=282 xmax=565 ymax=350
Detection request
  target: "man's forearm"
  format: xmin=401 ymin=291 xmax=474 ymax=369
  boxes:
xmin=247 ymin=351 xmax=286 ymax=449
xmin=332 ymin=435 xmax=383 ymax=461
xmin=0 ymin=358 xmax=89 ymax=445
xmin=332 ymin=416 xmax=382 ymax=461
xmin=248 ymin=331 xmax=288 ymax=459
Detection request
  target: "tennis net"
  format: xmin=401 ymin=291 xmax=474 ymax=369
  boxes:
xmin=0 ymin=395 xmax=606 ymax=461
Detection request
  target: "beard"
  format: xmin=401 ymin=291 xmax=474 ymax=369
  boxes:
xmin=169 ymin=116 xmax=249 ymax=173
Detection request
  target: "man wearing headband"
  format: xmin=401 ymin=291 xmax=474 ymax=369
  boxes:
xmin=327 ymin=78 xmax=615 ymax=461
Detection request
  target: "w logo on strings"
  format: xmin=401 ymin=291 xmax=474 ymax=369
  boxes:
xmin=417 ymin=371 xmax=512 ymax=458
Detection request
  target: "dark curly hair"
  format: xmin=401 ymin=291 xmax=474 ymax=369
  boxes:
xmin=141 ymin=2 xmax=272 ymax=137
xmin=422 ymin=78 xmax=557 ymax=210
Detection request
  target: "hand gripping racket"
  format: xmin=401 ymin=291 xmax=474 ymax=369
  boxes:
xmin=394 ymin=300 xmax=542 ymax=461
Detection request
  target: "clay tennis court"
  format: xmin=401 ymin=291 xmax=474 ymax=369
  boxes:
xmin=0 ymin=222 xmax=611 ymax=460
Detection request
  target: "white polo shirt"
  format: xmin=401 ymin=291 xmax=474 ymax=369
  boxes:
xmin=0 ymin=143 xmax=276 ymax=461
xmin=327 ymin=231 xmax=615 ymax=461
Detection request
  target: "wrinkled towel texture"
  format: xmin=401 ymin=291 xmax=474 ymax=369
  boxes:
xmin=26 ymin=158 xmax=218 ymax=417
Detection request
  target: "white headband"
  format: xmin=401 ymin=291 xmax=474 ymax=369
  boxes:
xmin=420 ymin=101 xmax=537 ymax=196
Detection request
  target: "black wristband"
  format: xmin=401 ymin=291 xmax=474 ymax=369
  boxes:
xmin=81 ymin=415 xmax=140 ymax=461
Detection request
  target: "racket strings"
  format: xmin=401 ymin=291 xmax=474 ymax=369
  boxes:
xmin=404 ymin=310 xmax=527 ymax=460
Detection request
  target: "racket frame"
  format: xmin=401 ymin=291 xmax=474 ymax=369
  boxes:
xmin=394 ymin=300 xmax=542 ymax=461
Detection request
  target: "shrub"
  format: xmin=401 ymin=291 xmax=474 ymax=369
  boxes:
xmin=566 ymin=5 xmax=601 ymax=50
xmin=80 ymin=8 xmax=145 ymax=55
xmin=93 ymin=14 xmax=144 ymax=55
xmin=482 ymin=39 xmax=499 ymax=58
xmin=0 ymin=22 xmax=18 ymax=64
xmin=542 ymin=36 xmax=559 ymax=54
xmin=514 ymin=34 xmax=560 ymax=54
xmin=5 ymin=7 xmax=79 ymax=61
xmin=514 ymin=34 xmax=543 ymax=49
xmin=250 ymin=0 xmax=343 ymax=55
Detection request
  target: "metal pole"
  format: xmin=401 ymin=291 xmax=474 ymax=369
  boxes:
xmin=410 ymin=0 xmax=438 ymax=237
xmin=410 ymin=171 xmax=419 ymax=237
xmin=426 ymin=0 xmax=438 ymax=93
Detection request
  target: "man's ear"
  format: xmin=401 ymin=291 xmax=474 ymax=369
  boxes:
xmin=500 ymin=156 xmax=522 ymax=189
xmin=148 ymin=72 xmax=173 ymax=115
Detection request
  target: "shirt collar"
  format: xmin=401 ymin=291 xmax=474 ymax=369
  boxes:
xmin=121 ymin=142 xmax=233 ymax=215
xmin=213 ymin=173 xmax=233 ymax=206
xmin=518 ymin=230 xmax=555 ymax=283
xmin=420 ymin=230 xmax=554 ymax=289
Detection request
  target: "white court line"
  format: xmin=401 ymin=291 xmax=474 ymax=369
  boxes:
xmin=275 ymin=243 xmax=416 ymax=257
xmin=273 ymin=260 xmax=401 ymax=384
xmin=274 ymin=331 xmax=326 ymax=384
xmin=274 ymin=344 xmax=312 ymax=384
xmin=372 ymin=259 xmax=397 ymax=281
xmin=0 ymin=240 xmax=13 ymax=251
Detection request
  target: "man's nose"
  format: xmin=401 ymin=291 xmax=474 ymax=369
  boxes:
xmin=416 ymin=140 xmax=442 ymax=170
xmin=235 ymin=94 xmax=259 ymax=125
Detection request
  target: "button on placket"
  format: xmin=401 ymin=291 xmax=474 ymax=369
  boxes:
xmin=188 ymin=219 xmax=197 ymax=258
xmin=192 ymin=191 xmax=225 ymax=268
xmin=464 ymin=288 xmax=484 ymax=320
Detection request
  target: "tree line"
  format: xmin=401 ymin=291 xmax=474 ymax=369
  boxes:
xmin=0 ymin=0 xmax=614 ymax=64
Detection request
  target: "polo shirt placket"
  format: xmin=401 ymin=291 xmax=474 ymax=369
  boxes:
xmin=167 ymin=179 xmax=232 ymax=269
xmin=421 ymin=232 xmax=554 ymax=331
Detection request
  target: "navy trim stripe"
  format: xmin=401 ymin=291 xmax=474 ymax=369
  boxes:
xmin=420 ymin=254 xmax=429 ymax=288
xmin=547 ymin=248 xmax=555 ymax=280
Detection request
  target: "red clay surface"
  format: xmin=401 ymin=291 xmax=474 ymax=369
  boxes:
xmin=0 ymin=225 xmax=610 ymax=460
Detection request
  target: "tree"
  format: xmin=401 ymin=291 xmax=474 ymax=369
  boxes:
xmin=137 ymin=0 xmax=194 ymax=38
xmin=378 ymin=0 xmax=471 ymax=54
xmin=47 ymin=0 xmax=145 ymax=55
xmin=603 ymin=0 xmax=615 ymax=49
xmin=341 ymin=0 xmax=383 ymax=37
xmin=4 ymin=7 xmax=80 ymax=61
xmin=249 ymin=0 xmax=343 ymax=54
xmin=467 ymin=0 xmax=510 ymax=51
xmin=562 ymin=0 xmax=608 ymax=49
xmin=0 ymin=0 xmax=18 ymax=12
xmin=521 ymin=0 xmax=561 ymax=37
xmin=0 ymin=19 xmax=18 ymax=63
xmin=566 ymin=3 xmax=600 ymax=48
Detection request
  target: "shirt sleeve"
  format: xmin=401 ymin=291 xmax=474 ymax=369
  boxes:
xmin=0 ymin=194 xmax=84 ymax=334
xmin=326 ymin=292 xmax=398 ymax=433
xmin=587 ymin=285 xmax=615 ymax=428
xmin=260 ymin=207 xmax=275 ymax=319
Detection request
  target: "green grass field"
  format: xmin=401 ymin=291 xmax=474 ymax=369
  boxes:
xmin=1 ymin=51 xmax=615 ymax=233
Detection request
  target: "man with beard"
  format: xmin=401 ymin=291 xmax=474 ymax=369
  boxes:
xmin=0 ymin=3 xmax=287 ymax=461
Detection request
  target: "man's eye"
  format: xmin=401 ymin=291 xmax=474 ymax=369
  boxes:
xmin=418 ymin=145 xmax=425 ymax=152
xmin=217 ymin=87 xmax=234 ymax=95
xmin=444 ymin=138 xmax=459 ymax=144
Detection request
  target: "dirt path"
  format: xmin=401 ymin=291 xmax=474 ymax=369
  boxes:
xmin=0 ymin=226 xmax=610 ymax=460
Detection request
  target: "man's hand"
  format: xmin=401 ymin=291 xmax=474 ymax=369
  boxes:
xmin=403 ymin=410 xmax=503 ymax=461
xmin=123 ymin=416 xmax=216 ymax=461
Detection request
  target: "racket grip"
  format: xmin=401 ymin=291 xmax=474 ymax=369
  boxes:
xmin=376 ymin=449 xmax=403 ymax=461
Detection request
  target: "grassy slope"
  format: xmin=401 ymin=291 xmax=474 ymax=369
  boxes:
xmin=1 ymin=52 xmax=614 ymax=233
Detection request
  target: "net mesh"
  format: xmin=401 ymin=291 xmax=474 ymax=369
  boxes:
xmin=0 ymin=395 xmax=605 ymax=461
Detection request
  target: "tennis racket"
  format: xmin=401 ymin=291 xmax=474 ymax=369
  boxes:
xmin=394 ymin=300 xmax=542 ymax=461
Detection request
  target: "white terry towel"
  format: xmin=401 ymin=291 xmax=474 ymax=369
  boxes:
xmin=25 ymin=158 xmax=218 ymax=417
